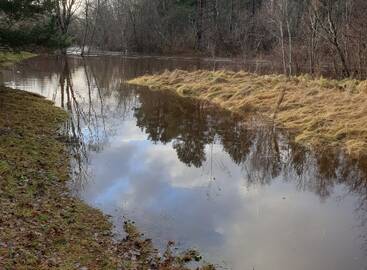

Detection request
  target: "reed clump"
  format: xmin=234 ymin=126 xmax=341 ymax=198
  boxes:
xmin=128 ymin=69 xmax=367 ymax=157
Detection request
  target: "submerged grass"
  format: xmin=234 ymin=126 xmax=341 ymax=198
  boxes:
xmin=128 ymin=70 xmax=367 ymax=157
xmin=0 ymin=51 xmax=36 ymax=67
xmin=0 ymin=86 xmax=214 ymax=269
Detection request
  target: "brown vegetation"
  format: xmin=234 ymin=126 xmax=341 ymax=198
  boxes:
xmin=72 ymin=0 xmax=367 ymax=78
xmin=128 ymin=69 xmax=367 ymax=157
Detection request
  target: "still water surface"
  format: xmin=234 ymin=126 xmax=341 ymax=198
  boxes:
xmin=2 ymin=55 xmax=367 ymax=270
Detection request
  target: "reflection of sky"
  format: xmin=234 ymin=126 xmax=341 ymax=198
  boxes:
xmin=2 ymin=56 xmax=367 ymax=270
xmin=81 ymin=118 xmax=366 ymax=270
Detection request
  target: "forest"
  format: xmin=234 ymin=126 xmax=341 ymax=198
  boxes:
xmin=1 ymin=0 xmax=367 ymax=78
xmin=2 ymin=1 xmax=367 ymax=269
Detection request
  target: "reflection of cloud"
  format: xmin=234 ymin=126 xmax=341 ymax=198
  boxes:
xmin=143 ymin=143 xmax=251 ymax=189
xmin=144 ymin=144 xmax=209 ymax=188
xmin=93 ymin=176 xmax=130 ymax=205
xmin=4 ymin=56 xmax=367 ymax=270
xmin=81 ymin=130 xmax=367 ymax=270
xmin=221 ymin=183 xmax=363 ymax=270
xmin=111 ymin=120 xmax=148 ymax=144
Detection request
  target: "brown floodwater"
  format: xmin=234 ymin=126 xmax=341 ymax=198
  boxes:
xmin=2 ymin=55 xmax=367 ymax=270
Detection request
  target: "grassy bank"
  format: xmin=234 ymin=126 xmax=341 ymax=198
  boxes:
xmin=0 ymin=87 xmax=118 ymax=269
xmin=0 ymin=86 xmax=212 ymax=269
xmin=128 ymin=70 xmax=367 ymax=157
xmin=0 ymin=51 xmax=36 ymax=67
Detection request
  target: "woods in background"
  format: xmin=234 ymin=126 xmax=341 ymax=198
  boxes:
xmin=0 ymin=0 xmax=73 ymax=49
xmin=71 ymin=0 xmax=367 ymax=78
xmin=1 ymin=0 xmax=367 ymax=78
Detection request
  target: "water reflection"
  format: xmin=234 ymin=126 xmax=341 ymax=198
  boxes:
xmin=132 ymin=84 xmax=367 ymax=201
xmin=2 ymin=55 xmax=367 ymax=270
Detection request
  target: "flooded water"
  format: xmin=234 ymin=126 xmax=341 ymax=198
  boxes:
xmin=2 ymin=55 xmax=367 ymax=270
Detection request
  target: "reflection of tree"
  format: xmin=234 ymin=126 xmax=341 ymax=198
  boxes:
xmin=243 ymin=126 xmax=283 ymax=186
xmin=133 ymin=83 xmax=367 ymax=202
xmin=57 ymin=57 xmax=108 ymax=190
xmin=129 ymin=84 xmax=367 ymax=252
xmin=216 ymin=117 xmax=254 ymax=165
xmin=9 ymin=55 xmax=367 ymax=252
xmin=59 ymin=58 xmax=89 ymax=185
xmin=48 ymin=56 xmax=367 ymax=226
xmin=134 ymin=89 xmax=212 ymax=167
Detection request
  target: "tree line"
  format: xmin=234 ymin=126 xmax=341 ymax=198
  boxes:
xmin=0 ymin=0 xmax=74 ymax=49
xmin=1 ymin=0 xmax=367 ymax=78
xmin=69 ymin=0 xmax=366 ymax=77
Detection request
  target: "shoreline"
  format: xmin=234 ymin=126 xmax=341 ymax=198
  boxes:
xmin=0 ymin=85 xmax=213 ymax=269
xmin=128 ymin=69 xmax=367 ymax=158
xmin=0 ymin=51 xmax=37 ymax=67
xmin=0 ymin=86 xmax=118 ymax=268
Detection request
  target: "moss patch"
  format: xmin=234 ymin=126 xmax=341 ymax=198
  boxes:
xmin=0 ymin=86 xmax=214 ymax=269
xmin=128 ymin=70 xmax=367 ymax=158
xmin=0 ymin=51 xmax=36 ymax=67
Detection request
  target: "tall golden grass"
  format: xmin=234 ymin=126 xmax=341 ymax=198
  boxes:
xmin=128 ymin=69 xmax=367 ymax=157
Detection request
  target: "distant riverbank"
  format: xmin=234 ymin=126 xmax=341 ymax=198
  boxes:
xmin=0 ymin=51 xmax=36 ymax=67
xmin=128 ymin=69 xmax=367 ymax=158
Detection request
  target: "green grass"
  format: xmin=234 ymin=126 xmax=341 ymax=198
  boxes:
xmin=0 ymin=86 xmax=119 ymax=269
xmin=0 ymin=51 xmax=36 ymax=67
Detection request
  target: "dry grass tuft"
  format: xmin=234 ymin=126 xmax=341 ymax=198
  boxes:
xmin=128 ymin=69 xmax=367 ymax=158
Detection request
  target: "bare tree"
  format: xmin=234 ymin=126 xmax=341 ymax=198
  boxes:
xmin=68 ymin=0 xmax=367 ymax=78
xmin=55 ymin=0 xmax=81 ymax=53
xmin=80 ymin=0 xmax=91 ymax=56
xmin=311 ymin=0 xmax=351 ymax=77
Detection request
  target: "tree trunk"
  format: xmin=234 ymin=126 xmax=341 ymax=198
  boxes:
xmin=280 ymin=21 xmax=287 ymax=75
xmin=286 ymin=18 xmax=292 ymax=76
xmin=196 ymin=0 xmax=204 ymax=51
